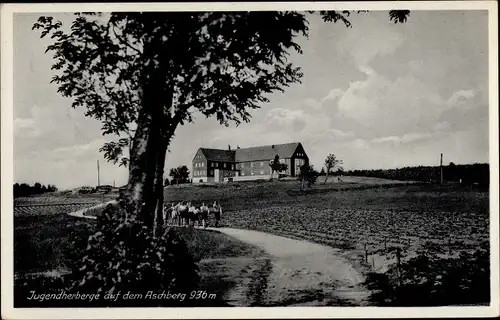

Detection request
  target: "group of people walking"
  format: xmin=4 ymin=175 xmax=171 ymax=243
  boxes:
xmin=163 ymin=201 xmax=222 ymax=228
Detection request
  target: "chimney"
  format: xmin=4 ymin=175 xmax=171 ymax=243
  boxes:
xmin=228 ymin=145 xmax=231 ymax=151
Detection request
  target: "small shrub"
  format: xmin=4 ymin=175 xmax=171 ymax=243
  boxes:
xmin=65 ymin=206 xmax=200 ymax=307
xmin=299 ymin=164 xmax=318 ymax=187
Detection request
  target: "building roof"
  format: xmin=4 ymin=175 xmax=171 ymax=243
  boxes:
xmin=235 ymin=142 xmax=301 ymax=162
xmin=199 ymin=148 xmax=236 ymax=162
xmin=197 ymin=142 xmax=303 ymax=163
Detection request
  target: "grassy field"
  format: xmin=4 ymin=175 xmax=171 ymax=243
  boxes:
xmin=164 ymin=178 xmax=489 ymax=272
xmin=13 ymin=177 xmax=490 ymax=306
xmin=14 ymin=209 xmax=268 ymax=307
xmin=14 ymin=194 xmax=116 ymax=217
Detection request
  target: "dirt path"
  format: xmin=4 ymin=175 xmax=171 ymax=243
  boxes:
xmin=66 ymin=200 xmax=116 ymax=219
xmin=65 ymin=206 xmax=371 ymax=306
xmin=208 ymin=227 xmax=371 ymax=306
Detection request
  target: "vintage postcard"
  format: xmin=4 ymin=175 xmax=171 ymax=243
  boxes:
xmin=1 ymin=1 xmax=499 ymax=319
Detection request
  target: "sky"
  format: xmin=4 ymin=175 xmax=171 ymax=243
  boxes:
xmin=13 ymin=10 xmax=490 ymax=190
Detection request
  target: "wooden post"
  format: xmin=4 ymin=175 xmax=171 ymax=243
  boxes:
xmin=396 ymin=248 xmax=402 ymax=287
xmin=440 ymin=153 xmax=443 ymax=184
xmin=97 ymin=160 xmax=100 ymax=187
xmin=364 ymin=242 xmax=368 ymax=264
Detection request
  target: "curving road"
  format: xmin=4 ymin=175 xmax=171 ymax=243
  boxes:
xmin=67 ymin=206 xmax=371 ymax=306
xmin=207 ymin=227 xmax=371 ymax=306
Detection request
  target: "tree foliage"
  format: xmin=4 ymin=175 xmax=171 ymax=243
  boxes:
xmin=269 ymin=154 xmax=288 ymax=179
xmin=279 ymin=163 xmax=289 ymax=173
xmin=324 ymin=153 xmax=343 ymax=183
xmin=299 ymin=164 xmax=318 ymax=190
xmin=343 ymin=163 xmax=489 ymax=186
xmin=169 ymin=165 xmax=190 ymax=184
xmin=13 ymin=182 xmax=58 ymax=198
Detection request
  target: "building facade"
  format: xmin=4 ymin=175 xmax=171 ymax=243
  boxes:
xmin=192 ymin=142 xmax=309 ymax=183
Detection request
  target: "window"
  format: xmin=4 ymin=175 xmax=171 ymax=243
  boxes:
xmin=201 ymin=163 xmax=204 ymax=167
xmin=224 ymin=163 xmax=227 ymax=168
xmin=250 ymin=162 xmax=254 ymax=168
xmin=251 ymin=172 xmax=254 ymax=175
xmin=260 ymin=162 xmax=264 ymax=167
xmin=231 ymin=164 xmax=235 ymax=170
xmin=211 ymin=162 xmax=215 ymax=168
xmin=209 ymin=170 xmax=213 ymax=175
xmin=241 ymin=172 xmax=245 ymax=176
xmin=241 ymin=163 xmax=245 ymax=168
xmin=260 ymin=170 xmax=264 ymax=175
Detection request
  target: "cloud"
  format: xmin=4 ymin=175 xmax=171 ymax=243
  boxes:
xmin=265 ymin=108 xmax=307 ymax=132
xmin=14 ymin=117 xmax=36 ymax=129
xmin=14 ymin=117 xmax=40 ymax=137
xmin=321 ymin=88 xmax=344 ymax=104
xmin=446 ymin=89 xmax=475 ymax=106
xmin=371 ymin=132 xmax=433 ymax=145
xmin=50 ymin=138 xmax=107 ymax=161
xmin=336 ymin=72 xmax=391 ymax=122
xmin=336 ymin=14 xmax=404 ymax=74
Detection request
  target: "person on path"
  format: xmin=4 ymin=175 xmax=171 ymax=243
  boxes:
xmin=188 ymin=203 xmax=200 ymax=227
xmin=177 ymin=201 xmax=189 ymax=227
xmin=199 ymin=202 xmax=209 ymax=228
xmin=212 ymin=201 xmax=222 ymax=227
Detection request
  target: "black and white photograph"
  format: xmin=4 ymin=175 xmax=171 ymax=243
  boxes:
xmin=1 ymin=1 xmax=498 ymax=319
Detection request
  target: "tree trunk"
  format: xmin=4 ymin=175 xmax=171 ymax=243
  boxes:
xmin=152 ymin=91 xmax=176 ymax=236
xmin=123 ymin=61 xmax=166 ymax=226
xmin=124 ymin=104 xmax=162 ymax=226
xmin=324 ymin=168 xmax=329 ymax=184
xmin=153 ymin=140 xmax=167 ymax=236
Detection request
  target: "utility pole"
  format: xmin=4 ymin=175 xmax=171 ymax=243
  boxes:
xmin=97 ymin=160 xmax=100 ymax=187
xmin=440 ymin=153 xmax=443 ymax=184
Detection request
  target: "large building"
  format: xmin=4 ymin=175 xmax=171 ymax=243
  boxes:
xmin=191 ymin=142 xmax=309 ymax=183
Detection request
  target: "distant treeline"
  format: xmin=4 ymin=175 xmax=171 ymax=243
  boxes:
xmin=343 ymin=163 xmax=489 ymax=186
xmin=13 ymin=182 xmax=58 ymax=198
